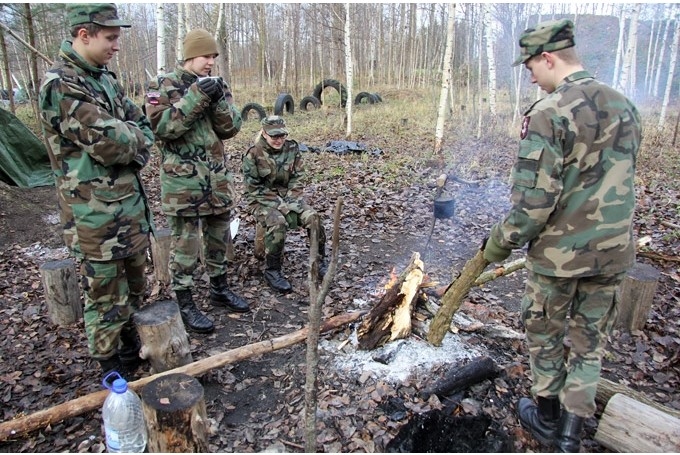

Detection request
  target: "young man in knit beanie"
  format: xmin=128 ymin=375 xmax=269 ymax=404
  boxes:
xmin=145 ymin=29 xmax=250 ymax=334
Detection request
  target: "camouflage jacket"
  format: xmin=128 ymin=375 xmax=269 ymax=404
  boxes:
xmin=145 ymin=66 xmax=242 ymax=217
xmin=242 ymin=135 xmax=304 ymax=212
xmin=493 ymin=70 xmax=641 ymax=278
xmin=38 ymin=39 xmax=154 ymax=261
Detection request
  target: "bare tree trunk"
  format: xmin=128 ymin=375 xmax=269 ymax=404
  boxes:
xmin=659 ymin=5 xmax=680 ymax=128
xmin=617 ymin=5 xmax=639 ymax=97
xmin=644 ymin=17 xmax=656 ymax=95
xmin=344 ymin=3 xmax=353 ymax=139
xmin=484 ymin=4 xmax=497 ymax=116
xmin=434 ymin=3 xmax=456 ymax=157
xmin=653 ymin=10 xmax=672 ymax=99
xmin=0 ymin=27 xmax=15 ymax=114
xmin=176 ymin=4 xmax=185 ymax=65
xmin=279 ymin=4 xmax=290 ymax=90
xmin=612 ymin=4 xmax=626 ymax=88
xmin=23 ymin=4 xmax=39 ymax=118
xmin=156 ymin=4 xmax=166 ymax=74
xmin=476 ymin=6 xmax=484 ymax=139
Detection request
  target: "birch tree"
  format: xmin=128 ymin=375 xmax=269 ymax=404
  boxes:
xmin=653 ymin=9 xmax=672 ymax=98
xmin=156 ymin=4 xmax=166 ymax=74
xmin=659 ymin=6 xmax=679 ymax=128
xmin=484 ymin=4 xmax=497 ymax=116
xmin=344 ymin=3 xmax=353 ymax=139
xmin=176 ymin=3 xmax=185 ymax=64
xmin=434 ymin=3 xmax=455 ymax=157
xmin=616 ymin=5 xmax=639 ymax=97
xmin=279 ymin=4 xmax=290 ymax=90
xmin=612 ymin=4 xmax=626 ymax=88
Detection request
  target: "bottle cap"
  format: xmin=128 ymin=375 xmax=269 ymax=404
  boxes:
xmin=112 ymin=378 xmax=128 ymax=393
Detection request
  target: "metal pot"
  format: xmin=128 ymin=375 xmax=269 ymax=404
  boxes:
xmin=434 ymin=197 xmax=455 ymax=219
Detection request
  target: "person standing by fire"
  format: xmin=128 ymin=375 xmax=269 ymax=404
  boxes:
xmin=39 ymin=3 xmax=154 ymax=378
xmin=480 ymin=19 xmax=641 ymax=452
xmin=145 ymin=29 xmax=250 ymax=334
xmin=242 ymin=116 xmax=328 ymax=293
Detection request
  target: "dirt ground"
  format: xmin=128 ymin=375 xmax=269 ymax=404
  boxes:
xmin=0 ymin=141 xmax=679 ymax=453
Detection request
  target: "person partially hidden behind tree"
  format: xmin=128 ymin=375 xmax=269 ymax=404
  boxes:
xmin=242 ymin=116 xmax=328 ymax=293
xmin=39 ymin=3 xmax=154 ymax=378
xmin=480 ymin=19 xmax=641 ymax=452
xmin=144 ymin=29 xmax=250 ymax=334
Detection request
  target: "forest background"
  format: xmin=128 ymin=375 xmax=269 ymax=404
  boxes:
xmin=0 ymin=2 xmax=679 ymax=133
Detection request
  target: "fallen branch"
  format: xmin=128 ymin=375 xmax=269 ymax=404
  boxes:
xmin=636 ymin=250 xmax=680 ymax=263
xmin=0 ymin=311 xmax=365 ymax=442
xmin=474 ymin=257 xmax=525 ymax=285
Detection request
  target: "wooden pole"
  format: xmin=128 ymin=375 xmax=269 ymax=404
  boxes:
xmin=0 ymin=21 xmax=53 ymax=66
xmin=0 ymin=310 xmax=365 ymax=442
xmin=427 ymin=250 xmax=489 ymax=346
xmin=150 ymin=228 xmax=171 ymax=285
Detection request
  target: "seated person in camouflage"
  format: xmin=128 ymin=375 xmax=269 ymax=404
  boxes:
xmin=38 ymin=3 xmax=153 ymax=378
xmin=144 ymin=29 xmax=249 ymax=334
xmin=242 ymin=116 xmax=328 ymax=293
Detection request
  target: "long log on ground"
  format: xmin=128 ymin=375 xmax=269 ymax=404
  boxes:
xmin=596 ymin=377 xmax=680 ymax=419
xmin=594 ymin=393 xmax=680 ymax=452
xmin=427 ymin=250 xmax=489 ymax=346
xmin=0 ymin=311 xmax=365 ymax=442
xmin=421 ymin=355 xmax=498 ymax=400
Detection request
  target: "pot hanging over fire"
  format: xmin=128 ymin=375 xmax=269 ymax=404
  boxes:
xmin=433 ymin=196 xmax=455 ymax=219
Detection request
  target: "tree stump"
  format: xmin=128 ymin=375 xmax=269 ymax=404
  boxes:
xmin=594 ymin=393 xmax=680 ymax=452
xmin=134 ymin=300 xmax=193 ymax=374
xmin=615 ymin=262 xmax=660 ymax=331
xmin=254 ymin=223 xmax=265 ymax=259
xmin=140 ymin=373 xmax=209 ymax=453
xmin=150 ymin=228 xmax=172 ymax=285
xmin=40 ymin=259 xmax=82 ymax=326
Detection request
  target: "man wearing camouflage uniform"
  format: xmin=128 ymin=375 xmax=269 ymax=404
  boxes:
xmin=145 ymin=29 xmax=249 ymax=334
xmin=242 ymin=116 xmax=328 ymax=293
xmin=481 ymin=19 xmax=641 ymax=452
xmin=39 ymin=3 xmax=154 ymax=377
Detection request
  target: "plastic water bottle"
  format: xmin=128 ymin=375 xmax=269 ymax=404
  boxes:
xmin=101 ymin=371 xmax=148 ymax=453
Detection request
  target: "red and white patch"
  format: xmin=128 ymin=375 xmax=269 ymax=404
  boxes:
xmin=520 ymin=116 xmax=530 ymax=139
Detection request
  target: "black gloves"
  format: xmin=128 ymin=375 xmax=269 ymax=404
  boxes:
xmin=197 ymin=77 xmax=222 ymax=102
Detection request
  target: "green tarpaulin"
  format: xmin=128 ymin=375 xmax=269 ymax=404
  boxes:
xmin=0 ymin=107 xmax=53 ymax=188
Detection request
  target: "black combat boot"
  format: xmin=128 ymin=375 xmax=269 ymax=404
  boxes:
xmin=210 ymin=274 xmax=250 ymax=312
xmin=264 ymin=253 xmax=292 ymax=293
xmin=555 ymin=411 xmax=585 ymax=453
xmin=518 ymin=396 xmax=561 ymax=446
xmin=118 ymin=321 xmax=142 ymax=369
xmin=176 ymin=289 xmax=214 ymax=333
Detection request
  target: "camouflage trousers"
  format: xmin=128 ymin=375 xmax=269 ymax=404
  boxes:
xmin=81 ymin=251 xmax=147 ymax=360
xmin=253 ymin=205 xmax=326 ymax=256
xmin=521 ymin=270 xmax=625 ymax=417
xmin=168 ymin=213 xmax=231 ymax=290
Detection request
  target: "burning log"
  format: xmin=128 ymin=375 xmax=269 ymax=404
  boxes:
xmin=356 ymin=253 xmax=425 ymax=350
xmin=427 ymin=250 xmax=489 ymax=346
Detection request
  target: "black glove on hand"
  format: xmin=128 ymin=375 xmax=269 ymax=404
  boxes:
xmin=197 ymin=78 xmax=221 ymax=101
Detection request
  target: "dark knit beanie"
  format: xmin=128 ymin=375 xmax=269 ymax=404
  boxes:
xmin=183 ymin=29 xmax=219 ymax=61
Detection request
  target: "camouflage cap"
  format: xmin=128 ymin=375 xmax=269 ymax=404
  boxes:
xmin=67 ymin=3 xmax=131 ymax=28
xmin=261 ymin=116 xmax=289 ymax=136
xmin=513 ymin=19 xmax=574 ymax=66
